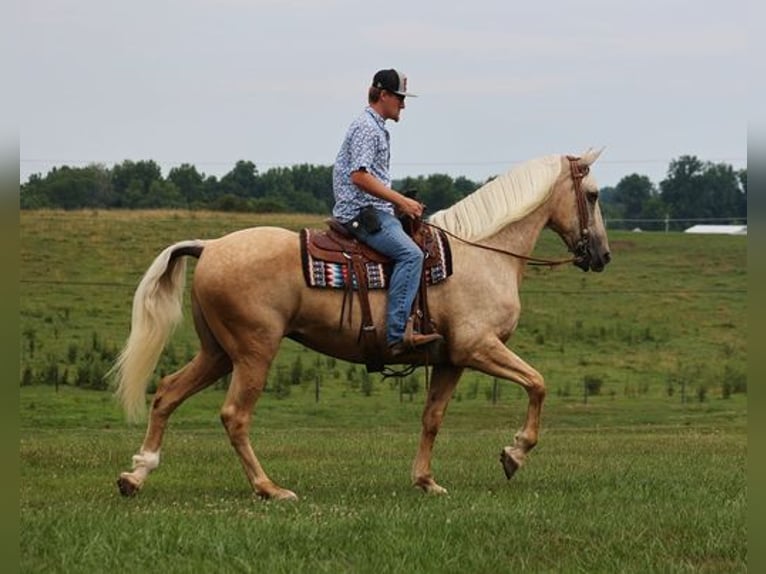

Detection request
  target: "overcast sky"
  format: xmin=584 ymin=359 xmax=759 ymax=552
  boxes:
xmin=19 ymin=0 xmax=747 ymax=190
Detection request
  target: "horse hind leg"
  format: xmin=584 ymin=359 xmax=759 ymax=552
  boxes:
xmin=116 ymin=349 xmax=232 ymax=496
xmin=221 ymin=351 xmax=297 ymax=501
xmin=412 ymin=364 xmax=464 ymax=495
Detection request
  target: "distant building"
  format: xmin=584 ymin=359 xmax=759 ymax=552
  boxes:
xmin=684 ymin=224 xmax=747 ymax=235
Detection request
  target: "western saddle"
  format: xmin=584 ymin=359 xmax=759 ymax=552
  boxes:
xmin=302 ymin=217 xmax=445 ymax=372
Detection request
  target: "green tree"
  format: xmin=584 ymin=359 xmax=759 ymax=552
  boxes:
xmin=220 ymin=160 xmax=259 ymax=198
xmin=20 ymin=165 xmax=114 ymax=209
xmin=703 ymin=163 xmax=746 ymax=219
xmin=20 ymin=174 xmax=52 ymax=209
xmin=287 ymin=164 xmax=333 ymax=209
xmin=395 ymin=173 xmax=476 ymax=214
xmin=454 ymin=175 xmax=479 ymax=198
xmin=660 ymin=155 xmax=704 ymax=224
xmin=396 ymin=175 xmax=424 ymax=198
xmin=168 ymin=164 xmax=206 ymax=206
xmin=738 ymin=169 xmax=747 ymax=197
xmin=112 ymin=160 xmax=163 ymax=208
xmin=641 ymin=195 xmax=667 ymax=226
xmin=421 ymin=174 xmax=461 ymax=213
xmin=614 ymin=174 xmax=656 ymax=222
xmin=149 ymin=179 xmax=185 ymax=208
xmin=659 ymin=156 xmax=744 ymax=227
xmin=214 ymin=193 xmax=252 ymax=212
xmin=202 ymin=175 xmax=221 ymax=204
xmin=597 ymin=185 xmax=622 ymax=222
xmin=257 ymin=165 xmax=329 ymax=213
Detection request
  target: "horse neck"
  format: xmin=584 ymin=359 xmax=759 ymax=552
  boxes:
xmin=481 ymin=201 xmax=551 ymax=260
xmin=486 ymin=159 xmax=575 ymax=259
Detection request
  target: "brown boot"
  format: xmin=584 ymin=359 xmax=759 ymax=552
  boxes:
xmin=388 ymin=332 xmax=444 ymax=357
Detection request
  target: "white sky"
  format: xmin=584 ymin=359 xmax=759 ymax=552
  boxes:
xmin=19 ymin=0 xmax=747 ymax=189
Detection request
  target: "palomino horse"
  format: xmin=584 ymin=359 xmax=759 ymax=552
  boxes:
xmin=113 ymin=149 xmax=610 ymax=499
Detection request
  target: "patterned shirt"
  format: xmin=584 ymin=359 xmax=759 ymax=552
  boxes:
xmin=332 ymin=107 xmax=395 ymax=222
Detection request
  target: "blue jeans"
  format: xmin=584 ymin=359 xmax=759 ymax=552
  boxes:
xmin=348 ymin=209 xmax=424 ymax=345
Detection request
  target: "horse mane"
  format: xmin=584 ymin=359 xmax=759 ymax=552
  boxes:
xmin=428 ymin=154 xmax=562 ymax=241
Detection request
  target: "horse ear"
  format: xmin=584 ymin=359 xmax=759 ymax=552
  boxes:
xmin=579 ymin=147 xmax=604 ymax=167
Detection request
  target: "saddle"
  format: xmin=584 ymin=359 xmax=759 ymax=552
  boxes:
xmin=299 ymin=218 xmax=452 ymax=372
xmin=307 ymin=219 xmax=390 ymax=265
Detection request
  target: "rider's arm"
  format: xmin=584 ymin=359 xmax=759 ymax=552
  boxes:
xmin=351 ymin=169 xmax=423 ymax=218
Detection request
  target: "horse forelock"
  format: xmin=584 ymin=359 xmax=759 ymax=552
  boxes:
xmin=428 ymin=155 xmax=562 ymax=240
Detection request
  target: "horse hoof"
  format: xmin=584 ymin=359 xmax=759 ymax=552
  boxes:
xmin=116 ymin=475 xmax=140 ymax=497
xmin=425 ymin=484 xmax=448 ymax=495
xmin=257 ymin=488 xmax=299 ymax=502
xmin=275 ymin=489 xmax=299 ymax=501
xmin=414 ymin=478 xmax=448 ymax=495
xmin=499 ymin=448 xmax=520 ymax=480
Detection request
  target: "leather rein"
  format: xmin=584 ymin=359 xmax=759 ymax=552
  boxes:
xmin=422 ymin=156 xmax=591 ymax=268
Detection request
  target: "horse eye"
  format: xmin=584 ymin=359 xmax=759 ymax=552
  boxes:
xmin=587 ymin=189 xmax=599 ymax=201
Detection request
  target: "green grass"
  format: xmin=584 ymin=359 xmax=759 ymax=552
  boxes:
xmin=21 ymin=386 xmax=746 ymax=574
xmin=20 ymin=211 xmax=747 ymax=399
xmin=20 ymin=210 xmax=747 ymax=572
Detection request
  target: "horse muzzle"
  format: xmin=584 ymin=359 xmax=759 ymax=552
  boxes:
xmin=573 ymin=236 xmax=610 ymax=272
xmin=573 ymin=237 xmax=591 ymax=271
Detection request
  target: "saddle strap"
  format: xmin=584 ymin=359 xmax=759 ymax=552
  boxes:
xmin=350 ymin=254 xmax=384 ymax=372
xmin=339 ymin=260 xmax=354 ymax=330
xmin=414 ymin=255 xmax=433 ymax=335
xmin=403 ymin=218 xmax=434 ymax=336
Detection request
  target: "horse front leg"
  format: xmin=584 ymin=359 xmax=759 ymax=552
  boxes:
xmin=117 ymin=351 xmax=231 ymax=496
xmin=412 ymin=364 xmax=464 ymax=494
xmin=465 ymin=338 xmax=546 ymax=479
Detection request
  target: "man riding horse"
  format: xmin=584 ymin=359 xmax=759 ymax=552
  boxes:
xmin=332 ymin=69 xmax=443 ymax=357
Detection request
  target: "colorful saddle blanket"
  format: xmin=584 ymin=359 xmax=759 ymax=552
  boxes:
xmin=299 ymin=225 xmax=453 ymax=290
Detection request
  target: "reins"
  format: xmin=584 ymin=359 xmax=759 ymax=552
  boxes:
xmin=421 ymin=221 xmax=574 ymax=267
xmin=422 ymin=156 xmax=591 ymax=267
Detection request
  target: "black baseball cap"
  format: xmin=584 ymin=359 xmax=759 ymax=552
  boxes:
xmin=372 ymin=69 xmax=417 ymax=97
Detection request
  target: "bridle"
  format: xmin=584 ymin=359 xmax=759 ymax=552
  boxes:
xmin=566 ymin=155 xmax=592 ymax=265
xmin=422 ymin=156 xmax=593 ymax=268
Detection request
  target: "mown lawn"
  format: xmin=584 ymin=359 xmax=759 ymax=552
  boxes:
xmin=21 ymin=384 xmax=746 ymax=573
xmin=20 ymin=210 xmax=747 ymax=572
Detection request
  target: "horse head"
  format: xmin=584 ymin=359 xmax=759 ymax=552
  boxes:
xmin=548 ymin=148 xmax=611 ymax=272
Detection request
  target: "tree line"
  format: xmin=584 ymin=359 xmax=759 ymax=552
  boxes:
xmin=20 ymin=155 xmax=746 ymax=230
xmin=600 ymin=156 xmax=747 ymax=230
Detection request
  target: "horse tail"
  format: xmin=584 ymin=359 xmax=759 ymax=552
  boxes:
xmin=111 ymin=240 xmax=205 ymax=423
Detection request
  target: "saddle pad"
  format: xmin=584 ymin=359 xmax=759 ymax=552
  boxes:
xmin=299 ymin=227 xmax=453 ymax=290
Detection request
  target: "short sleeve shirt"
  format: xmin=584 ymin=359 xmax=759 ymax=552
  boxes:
xmin=332 ymin=107 xmax=395 ymax=222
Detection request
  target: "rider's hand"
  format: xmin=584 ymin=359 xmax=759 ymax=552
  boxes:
xmin=397 ymin=195 xmax=425 ymax=219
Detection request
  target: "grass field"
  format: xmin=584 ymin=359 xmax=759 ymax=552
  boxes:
xmin=20 ymin=210 xmax=747 ymax=573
